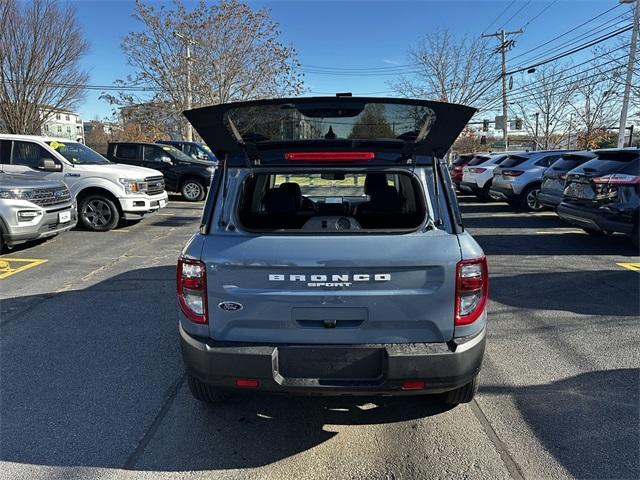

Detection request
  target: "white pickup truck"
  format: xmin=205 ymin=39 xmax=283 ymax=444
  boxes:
xmin=0 ymin=135 xmax=168 ymax=231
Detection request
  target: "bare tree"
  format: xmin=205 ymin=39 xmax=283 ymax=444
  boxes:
xmin=570 ymin=52 xmax=624 ymax=149
xmin=0 ymin=0 xmax=88 ymax=134
xmin=105 ymin=0 xmax=304 ymax=139
xmin=514 ymin=63 xmax=576 ymax=149
xmin=389 ymin=29 xmax=500 ymax=107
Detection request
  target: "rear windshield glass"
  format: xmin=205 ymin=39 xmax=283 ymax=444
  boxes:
xmin=225 ymin=101 xmax=436 ymax=143
xmin=551 ymin=154 xmax=595 ymax=170
xmin=453 ymin=154 xmax=474 ymax=166
xmin=468 ymin=155 xmax=492 ymax=166
xmin=500 ymin=155 xmax=528 ymax=168
xmin=594 ymin=149 xmax=640 ymax=162
xmin=237 ymin=171 xmax=426 ymax=233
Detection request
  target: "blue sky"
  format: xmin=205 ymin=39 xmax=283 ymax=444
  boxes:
xmin=69 ymin=0 xmax=628 ymax=120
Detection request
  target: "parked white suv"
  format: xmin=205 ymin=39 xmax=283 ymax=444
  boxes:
xmin=0 ymin=135 xmax=168 ymax=231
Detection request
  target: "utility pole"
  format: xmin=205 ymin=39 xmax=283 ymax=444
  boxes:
xmin=174 ymin=31 xmax=196 ymax=142
xmin=618 ymin=0 xmax=639 ymax=148
xmin=483 ymin=29 xmax=523 ymax=151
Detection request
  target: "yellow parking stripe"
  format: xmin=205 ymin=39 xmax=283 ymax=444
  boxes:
xmin=157 ymin=213 xmax=175 ymax=216
xmin=617 ymin=263 xmax=640 ymax=272
xmin=0 ymin=258 xmax=48 ymax=279
xmin=111 ymin=229 xmax=130 ymax=233
xmin=535 ymin=230 xmax=585 ymax=235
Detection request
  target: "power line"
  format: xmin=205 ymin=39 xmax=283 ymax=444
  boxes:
xmin=481 ymin=0 xmax=516 ymax=34
xmin=506 ymin=24 xmax=633 ymax=75
xmin=509 ymin=3 xmax=623 ymax=62
xmin=521 ymin=0 xmax=559 ymax=30
xmin=498 ymin=0 xmax=532 ymax=30
xmin=510 ymin=13 xmax=629 ymax=68
xmin=479 ymin=62 xmax=627 ymax=112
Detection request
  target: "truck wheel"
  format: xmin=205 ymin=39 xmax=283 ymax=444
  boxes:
xmin=187 ymin=373 xmax=229 ymax=404
xmin=521 ymin=185 xmax=544 ymax=212
xmin=181 ymin=179 xmax=205 ymax=202
xmin=442 ymin=376 xmax=478 ymax=405
xmin=79 ymin=195 xmax=120 ymax=232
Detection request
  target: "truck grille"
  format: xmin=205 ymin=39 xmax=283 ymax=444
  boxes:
xmin=145 ymin=176 xmax=165 ymax=195
xmin=31 ymin=187 xmax=71 ymax=208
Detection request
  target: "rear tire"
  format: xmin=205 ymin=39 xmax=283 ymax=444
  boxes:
xmin=79 ymin=195 xmax=120 ymax=232
xmin=442 ymin=376 xmax=478 ymax=405
xmin=475 ymin=182 xmax=492 ymax=201
xmin=180 ymin=179 xmax=206 ymax=202
xmin=520 ymin=184 xmax=544 ymax=212
xmin=187 ymin=373 xmax=229 ymax=404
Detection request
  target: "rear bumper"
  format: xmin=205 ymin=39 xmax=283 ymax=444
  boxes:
xmin=180 ymin=324 xmax=486 ymax=396
xmin=460 ymin=181 xmax=481 ymax=193
xmin=557 ymin=203 xmax=634 ymax=235
xmin=538 ymin=190 xmax=562 ymax=208
xmin=489 ymin=185 xmax=519 ymax=201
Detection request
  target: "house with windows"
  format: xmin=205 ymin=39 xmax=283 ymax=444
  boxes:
xmin=40 ymin=107 xmax=85 ymax=143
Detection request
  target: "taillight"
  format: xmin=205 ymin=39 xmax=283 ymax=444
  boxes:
xmin=592 ymin=174 xmax=640 ymax=185
xmin=454 ymin=166 xmax=462 ymax=172
xmin=455 ymin=257 xmax=488 ymax=326
xmin=285 ymin=151 xmax=375 ymax=161
xmin=469 ymin=167 xmax=487 ymax=173
xmin=502 ymin=170 xmax=524 ymax=177
xmin=177 ymin=257 xmax=208 ymax=324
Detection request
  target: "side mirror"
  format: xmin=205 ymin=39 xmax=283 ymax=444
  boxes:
xmin=160 ymin=156 xmax=173 ymax=164
xmin=39 ymin=158 xmax=62 ymax=172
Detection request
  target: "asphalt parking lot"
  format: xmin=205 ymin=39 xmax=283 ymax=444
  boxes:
xmin=1 ymin=195 xmax=639 ymax=480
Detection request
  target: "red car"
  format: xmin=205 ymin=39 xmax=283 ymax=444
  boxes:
xmin=449 ymin=153 xmax=476 ymax=188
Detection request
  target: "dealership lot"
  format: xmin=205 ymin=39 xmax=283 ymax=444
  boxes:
xmin=1 ymin=195 xmax=638 ymax=480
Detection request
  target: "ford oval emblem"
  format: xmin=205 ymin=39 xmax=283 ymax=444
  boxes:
xmin=218 ymin=301 xmax=243 ymax=312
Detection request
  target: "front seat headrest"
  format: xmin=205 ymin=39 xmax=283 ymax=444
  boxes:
xmin=278 ymin=182 xmax=303 ymax=209
xmin=369 ymin=185 xmax=401 ymax=212
xmin=364 ymin=174 xmax=388 ymax=195
xmin=263 ymin=188 xmax=298 ymax=214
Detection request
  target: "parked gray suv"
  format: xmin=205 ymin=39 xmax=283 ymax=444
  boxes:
xmin=0 ymin=173 xmax=77 ymax=250
xmin=490 ymin=150 xmax=575 ymax=211
xmin=176 ymin=97 xmax=488 ymax=406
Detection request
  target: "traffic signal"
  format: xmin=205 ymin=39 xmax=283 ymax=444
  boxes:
xmin=480 ymin=135 xmax=487 ymax=145
xmin=514 ymin=118 xmax=523 ymax=130
xmin=482 ymin=120 xmax=489 ymax=132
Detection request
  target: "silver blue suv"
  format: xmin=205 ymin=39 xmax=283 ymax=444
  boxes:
xmin=176 ymin=97 xmax=488 ymax=406
xmin=490 ymin=150 xmax=575 ymax=211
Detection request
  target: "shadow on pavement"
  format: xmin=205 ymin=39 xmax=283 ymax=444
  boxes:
xmin=490 ymin=270 xmax=639 ymax=317
xmin=0 ymin=266 xmax=452 ymax=472
xmin=462 ymin=215 xmax=566 ymax=230
xmin=474 ymin=232 xmax=638 ymax=256
xmin=482 ymin=368 xmax=640 ymax=480
xmin=135 ymin=390 xmax=452 ymax=471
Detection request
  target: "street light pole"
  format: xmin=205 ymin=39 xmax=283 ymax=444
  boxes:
xmin=617 ymin=0 xmax=639 ymax=148
xmin=174 ymin=31 xmax=195 ymax=142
